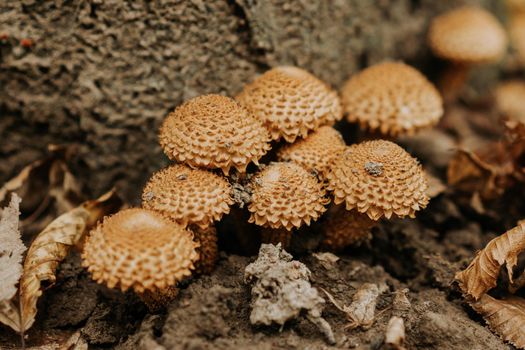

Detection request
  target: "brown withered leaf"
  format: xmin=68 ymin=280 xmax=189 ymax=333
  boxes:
xmin=456 ymin=221 xmax=525 ymax=300
xmin=10 ymin=190 xmax=121 ymax=332
xmin=470 ymin=294 xmax=525 ymax=349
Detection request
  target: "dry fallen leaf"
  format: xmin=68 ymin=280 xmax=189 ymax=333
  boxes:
xmin=0 ymin=190 xmax=121 ymax=333
xmin=470 ymin=294 xmax=525 ymax=349
xmin=455 ymin=221 xmax=525 ymax=300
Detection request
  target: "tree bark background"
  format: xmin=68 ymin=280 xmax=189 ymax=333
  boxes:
xmin=0 ymin=0 xmax=504 ymax=202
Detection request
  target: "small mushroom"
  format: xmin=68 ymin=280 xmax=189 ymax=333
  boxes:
xmin=192 ymin=225 xmax=218 ymax=275
xmin=248 ymin=162 xmax=329 ymax=245
xmin=236 ymin=66 xmax=342 ymax=143
xmin=510 ymin=14 xmax=525 ymax=68
xmin=327 ymin=140 xmax=429 ymax=221
xmin=142 ymin=164 xmax=233 ymax=229
xmin=321 ymin=205 xmax=375 ymax=251
xmin=82 ymin=208 xmax=199 ymax=307
xmin=427 ymin=6 xmax=507 ymax=100
xmin=494 ymin=80 xmax=525 ymax=124
xmin=159 ymin=94 xmax=271 ymax=175
xmin=277 ymin=126 xmax=346 ymax=178
xmin=340 ymin=62 xmax=443 ymax=136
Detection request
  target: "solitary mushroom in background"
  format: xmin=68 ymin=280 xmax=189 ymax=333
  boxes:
xmin=324 ymin=140 xmax=429 ymax=250
xmin=248 ymin=162 xmax=329 ymax=246
xmin=159 ymin=94 xmax=271 ymax=175
xmin=427 ymin=6 xmax=507 ymax=101
xmin=142 ymin=164 xmax=234 ymax=273
xmin=340 ymin=62 xmax=443 ymax=136
xmin=82 ymin=208 xmax=199 ymax=309
xmin=236 ymin=66 xmax=342 ymax=143
xmin=277 ymin=125 xmax=346 ymax=178
xmin=495 ymin=80 xmax=525 ymax=125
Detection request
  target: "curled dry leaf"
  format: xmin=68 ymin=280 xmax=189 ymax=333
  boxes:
xmin=0 ymin=190 xmax=122 ymax=333
xmin=455 ymin=221 xmax=525 ymax=300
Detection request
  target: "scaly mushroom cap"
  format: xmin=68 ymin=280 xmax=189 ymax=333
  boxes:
xmin=248 ymin=162 xmax=329 ymax=231
xmin=322 ymin=206 xmax=375 ymax=251
xmin=340 ymin=62 xmax=443 ymax=136
xmin=82 ymin=208 xmax=199 ymax=293
xmin=326 ymin=140 xmax=429 ymax=220
xmin=159 ymin=94 xmax=271 ymax=175
xmin=428 ymin=6 xmax=507 ymax=64
xmin=277 ymin=126 xmax=346 ymax=176
xmin=495 ymin=81 xmax=525 ymax=123
xmin=236 ymin=66 xmax=342 ymax=143
xmin=142 ymin=165 xmax=233 ymax=229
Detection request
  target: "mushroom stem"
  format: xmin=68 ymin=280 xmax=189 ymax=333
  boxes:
xmin=138 ymin=285 xmax=180 ymax=312
xmin=438 ymin=63 xmax=470 ymax=103
xmin=260 ymin=227 xmax=293 ymax=249
xmin=321 ymin=207 xmax=376 ymax=251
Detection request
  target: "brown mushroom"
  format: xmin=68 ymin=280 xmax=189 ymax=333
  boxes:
xmin=495 ymin=80 xmax=525 ymax=124
xmin=159 ymin=94 xmax=271 ymax=175
xmin=236 ymin=66 xmax=342 ymax=143
xmin=427 ymin=6 xmax=507 ymax=100
xmin=510 ymin=14 xmax=525 ymax=68
xmin=321 ymin=205 xmax=375 ymax=251
xmin=248 ymin=162 xmax=329 ymax=245
xmin=82 ymin=208 xmax=199 ymax=306
xmin=340 ymin=62 xmax=443 ymax=136
xmin=277 ymin=126 xmax=346 ymax=177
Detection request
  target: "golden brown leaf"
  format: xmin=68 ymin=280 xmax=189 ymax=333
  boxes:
xmin=6 ymin=190 xmax=121 ymax=332
xmin=456 ymin=221 xmax=525 ymax=300
xmin=470 ymin=294 xmax=525 ymax=349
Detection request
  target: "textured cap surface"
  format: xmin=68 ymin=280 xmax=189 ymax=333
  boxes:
xmin=159 ymin=94 xmax=271 ymax=175
xmin=142 ymin=164 xmax=233 ymax=229
xmin=495 ymin=81 xmax=525 ymax=123
xmin=82 ymin=208 xmax=199 ymax=293
xmin=236 ymin=66 xmax=342 ymax=143
xmin=428 ymin=6 xmax=507 ymax=63
xmin=248 ymin=162 xmax=329 ymax=231
xmin=322 ymin=206 xmax=375 ymax=251
xmin=326 ymin=140 xmax=429 ymax=220
xmin=341 ymin=62 xmax=443 ymax=136
xmin=277 ymin=126 xmax=346 ymax=176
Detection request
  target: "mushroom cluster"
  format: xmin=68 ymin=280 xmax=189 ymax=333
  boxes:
xmin=82 ymin=61 xmax=437 ymax=305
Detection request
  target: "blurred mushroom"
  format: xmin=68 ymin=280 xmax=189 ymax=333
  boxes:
xmin=340 ymin=62 xmax=443 ymax=136
xmin=428 ymin=6 xmax=507 ymax=101
xmin=509 ymin=14 xmax=525 ymax=68
xmin=321 ymin=205 xmax=374 ymax=251
xmin=277 ymin=126 xmax=346 ymax=178
xmin=142 ymin=164 xmax=233 ymax=229
xmin=159 ymin=94 xmax=271 ymax=175
xmin=495 ymin=80 xmax=525 ymax=124
xmin=236 ymin=66 xmax=342 ymax=143
xmin=248 ymin=162 xmax=329 ymax=246
xmin=82 ymin=208 xmax=199 ymax=307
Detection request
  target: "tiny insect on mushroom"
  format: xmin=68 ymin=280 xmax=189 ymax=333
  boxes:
xmin=248 ymin=162 xmax=330 ymax=246
xmin=81 ymin=208 xmax=199 ymax=308
xmin=340 ymin=62 xmax=444 ymax=136
xmin=277 ymin=126 xmax=346 ymax=178
xmin=159 ymin=94 xmax=271 ymax=175
xmin=142 ymin=164 xmax=233 ymax=273
xmin=324 ymin=140 xmax=429 ymax=249
xmin=236 ymin=66 xmax=342 ymax=143
xmin=427 ymin=6 xmax=507 ymax=100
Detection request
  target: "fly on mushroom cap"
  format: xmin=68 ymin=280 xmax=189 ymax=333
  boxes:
xmin=82 ymin=208 xmax=199 ymax=293
xmin=236 ymin=66 xmax=342 ymax=143
xmin=159 ymin=94 xmax=271 ymax=175
xmin=248 ymin=162 xmax=329 ymax=231
xmin=142 ymin=164 xmax=234 ymax=229
xmin=340 ymin=62 xmax=443 ymax=136
xmin=495 ymin=81 xmax=525 ymax=124
xmin=428 ymin=6 xmax=507 ymax=64
xmin=277 ymin=126 xmax=346 ymax=176
xmin=326 ymin=140 xmax=429 ymax=220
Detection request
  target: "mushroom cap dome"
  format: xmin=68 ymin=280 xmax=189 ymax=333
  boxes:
xmin=428 ymin=6 xmax=507 ymax=64
xmin=248 ymin=162 xmax=329 ymax=231
xmin=277 ymin=126 xmax=346 ymax=176
xmin=341 ymin=62 xmax=443 ymax=136
xmin=160 ymin=94 xmax=271 ymax=175
xmin=142 ymin=164 xmax=233 ymax=229
xmin=326 ymin=140 xmax=429 ymax=220
xmin=82 ymin=208 xmax=199 ymax=293
xmin=236 ymin=66 xmax=342 ymax=143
